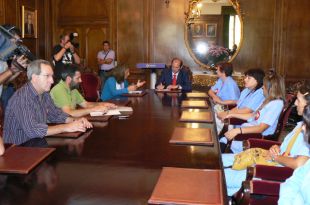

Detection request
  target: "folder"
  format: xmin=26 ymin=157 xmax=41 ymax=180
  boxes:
xmin=148 ymin=167 xmax=223 ymax=205
xmin=186 ymin=92 xmax=208 ymax=98
xmin=85 ymin=114 xmax=112 ymax=122
xmin=122 ymin=90 xmax=147 ymax=97
xmin=155 ymin=89 xmax=181 ymax=93
xmin=179 ymin=111 xmax=213 ymax=123
xmin=169 ymin=127 xmax=214 ymax=146
xmin=181 ymin=100 xmax=209 ymax=109
xmin=0 ymin=146 xmax=55 ymax=174
xmin=47 ymin=131 xmax=85 ymax=139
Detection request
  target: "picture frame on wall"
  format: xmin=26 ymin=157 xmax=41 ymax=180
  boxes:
xmin=192 ymin=23 xmax=204 ymax=37
xmin=22 ymin=5 xmax=37 ymax=38
xmin=206 ymin=23 xmax=217 ymax=37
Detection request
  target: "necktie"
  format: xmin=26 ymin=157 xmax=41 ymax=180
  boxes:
xmin=172 ymin=74 xmax=177 ymax=86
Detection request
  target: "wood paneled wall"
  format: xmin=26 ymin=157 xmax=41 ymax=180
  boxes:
xmin=1 ymin=0 xmax=310 ymax=83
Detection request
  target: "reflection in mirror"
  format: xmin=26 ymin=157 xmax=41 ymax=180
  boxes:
xmin=185 ymin=0 xmax=242 ymax=68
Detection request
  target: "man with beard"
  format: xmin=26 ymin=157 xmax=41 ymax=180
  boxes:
xmin=50 ymin=64 xmax=116 ymax=117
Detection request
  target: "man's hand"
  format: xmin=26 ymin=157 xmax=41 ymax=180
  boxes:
xmin=64 ymin=118 xmax=92 ymax=133
xmin=91 ymin=104 xmax=108 ymax=113
xmin=101 ymin=102 xmax=117 ymax=109
xmin=167 ymin=85 xmax=179 ymax=90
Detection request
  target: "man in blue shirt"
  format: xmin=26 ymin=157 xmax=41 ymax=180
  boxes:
xmin=4 ymin=60 xmax=92 ymax=145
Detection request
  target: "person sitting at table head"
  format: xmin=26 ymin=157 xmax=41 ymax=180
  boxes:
xmin=100 ymin=64 xmax=145 ymax=101
xmin=222 ymin=81 xmax=310 ymax=197
xmin=3 ymin=59 xmax=93 ymax=145
xmin=156 ymin=57 xmax=192 ymax=92
xmin=50 ymin=64 xmax=116 ymax=118
xmin=208 ymin=62 xmax=240 ymax=105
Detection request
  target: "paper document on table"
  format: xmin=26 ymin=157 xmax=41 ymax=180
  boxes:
xmin=116 ymin=106 xmax=133 ymax=112
xmin=105 ymin=110 xmax=121 ymax=115
xmin=129 ymin=90 xmax=142 ymax=94
xmin=90 ymin=111 xmax=105 ymax=116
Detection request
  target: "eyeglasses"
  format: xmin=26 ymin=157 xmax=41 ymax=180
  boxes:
xmin=39 ymin=73 xmax=54 ymax=78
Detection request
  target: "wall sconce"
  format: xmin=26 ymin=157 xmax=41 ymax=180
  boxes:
xmin=164 ymin=0 xmax=170 ymax=8
xmin=185 ymin=0 xmax=202 ymax=25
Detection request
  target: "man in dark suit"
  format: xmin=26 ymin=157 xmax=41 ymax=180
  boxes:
xmin=156 ymin=57 xmax=192 ymax=91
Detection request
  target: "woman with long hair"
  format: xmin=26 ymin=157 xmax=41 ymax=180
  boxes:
xmin=220 ymin=72 xmax=286 ymax=153
xmin=223 ymin=82 xmax=310 ymax=197
xmin=278 ymin=96 xmax=310 ymax=205
xmin=100 ymin=65 xmax=145 ymax=101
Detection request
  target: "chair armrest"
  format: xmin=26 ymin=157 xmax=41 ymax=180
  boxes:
xmin=251 ymin=180 xmax=281 ymax=196
xmin=253 ymin=165 xmax=293 ymax=181
xmin=247 ymin=138 xmax=281 ymax=149
xmin=235 ymin=133 xmax=262 ymax=141
xmin=227 ymin=104 xmax=237 ymax=110
xmin=229 ymin=118 xmax=247 ymax=126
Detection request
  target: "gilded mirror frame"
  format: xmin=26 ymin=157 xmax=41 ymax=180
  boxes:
xmin=184 ymin=0 xmax=243 ymax=69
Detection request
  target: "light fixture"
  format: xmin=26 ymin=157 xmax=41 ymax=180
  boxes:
xmin=185 ymin=0 xmax=202 ymax=25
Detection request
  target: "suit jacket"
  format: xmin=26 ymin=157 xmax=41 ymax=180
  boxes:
xmin=156 ymin=66 xmax=192 ymax=91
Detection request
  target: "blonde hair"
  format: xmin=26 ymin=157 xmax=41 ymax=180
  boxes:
xmin=259 ymin=73 xmax=285 ymax=109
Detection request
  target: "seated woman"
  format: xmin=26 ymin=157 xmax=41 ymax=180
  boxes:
xmin=278 ymin=103 xmax=310 ymax=205
xmin=208 ymin=62 xmax=240 ymax=106
xmin=100 ymin=65 xmax=145 ymax=101
xmin=216 ymin=68 xmax=265 ymax=133
xmin=220 ymin=73 xmax=285 ymax=153
xmin=223 ymin=83 xmax=310 ymax=197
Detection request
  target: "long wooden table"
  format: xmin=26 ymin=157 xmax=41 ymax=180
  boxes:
xmin=0 ymin=90 xmax=227 ymax=204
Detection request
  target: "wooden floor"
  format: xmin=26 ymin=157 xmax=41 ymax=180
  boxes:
xmin=0 ymin=90 xmax=226 ymax=204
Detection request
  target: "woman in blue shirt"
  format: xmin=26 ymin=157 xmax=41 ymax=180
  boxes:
xmin=223 ymin=84 xmax=310 ymax=196
xmin=279 ymin=87 xmax=310 ymax=205
xmin=220 ymin=73 xmax=285 ymax=153
xmin=208 ymin=62 xmax=240 ymax=105
xmin=100 ymin=65 xmax=145 ymax=101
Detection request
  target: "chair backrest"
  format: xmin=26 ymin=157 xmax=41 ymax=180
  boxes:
xmin=80 ymin=73 xmax=100 ymax=102
xmin=268 ymin=93 xmax=296 ymax=141
xmin=181 ymin=65 xmax=193 ymax=82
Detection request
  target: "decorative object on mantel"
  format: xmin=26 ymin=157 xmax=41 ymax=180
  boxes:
xmin=193 ymin=73 xmax=244 ymax=88
xmin=184 ymin=0 xmax=202 ymax=25
xmin=206 ymin=46 xmax=230 ymax=67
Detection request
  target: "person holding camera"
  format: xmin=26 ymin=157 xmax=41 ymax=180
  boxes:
xmin=0 ymin=25 xmax=28 ymax=108
xmin=52 ymin=34 xmax=81 ymax=82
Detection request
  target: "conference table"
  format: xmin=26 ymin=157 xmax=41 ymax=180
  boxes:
xmin=0 ymin=90 xmax=227 ymax=205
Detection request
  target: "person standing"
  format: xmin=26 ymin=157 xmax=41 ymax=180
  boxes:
xmin=97 ymin=40 xmax=115 ymax=90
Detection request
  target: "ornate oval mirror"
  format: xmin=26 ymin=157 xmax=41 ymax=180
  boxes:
xmin=185 ymin=0 xmax=243 ymax=68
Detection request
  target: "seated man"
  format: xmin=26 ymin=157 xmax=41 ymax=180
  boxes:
xmin=50 ymin=64 xmax=116 ymax=117
xmin=208 ymin=62 xmax=240 ymax=105
xmin=3 ymin=60 xmax=92 ymax=145
xmin=156 ymin=57 xmax=192 ymax=92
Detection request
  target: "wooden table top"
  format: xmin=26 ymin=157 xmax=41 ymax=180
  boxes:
xmin=0 ymin=90 xmax=226 ymax=205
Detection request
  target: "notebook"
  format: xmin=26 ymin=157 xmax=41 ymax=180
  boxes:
xmin=122 ymin=90 xmax=147 ymax=97
xmin=148 ymin=167 xmax=223 ymax=205
xmin=186 ymin=92 xmax=208 ymax=98
xmin=179 ymin=111 xmax=213 ymax=123
xmin=0 ymin=146 xmax=55 ymax=174
xmin=181 ymin=100 xmax=209 ymax=109
xmin=169 ymin=127 xmax=214 ymax=146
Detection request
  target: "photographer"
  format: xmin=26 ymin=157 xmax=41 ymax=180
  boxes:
xmin=52 ymin=34 xmax=80 ymax=82
xmin=0 ymin=25 xmax=28 ymax=108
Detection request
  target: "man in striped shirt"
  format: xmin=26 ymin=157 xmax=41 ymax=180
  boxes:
xmin=3 ymin=59 xmax=92 ymax=145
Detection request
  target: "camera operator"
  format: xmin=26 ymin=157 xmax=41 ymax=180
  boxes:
xmin=52 ymin=34 xmax=81 ymax=82
xmin=0 ymin=25 xmax=28 ymax=106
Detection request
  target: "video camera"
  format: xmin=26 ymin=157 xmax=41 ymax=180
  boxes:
xmin=0 ymin=25 xmax=36 ymax=64
xmin=69 ymin=32 xmax=79 ymax=48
